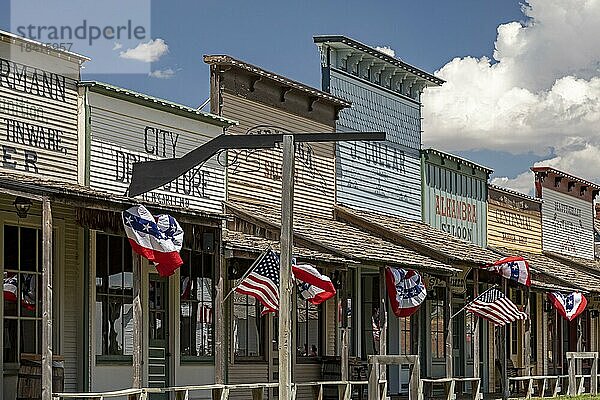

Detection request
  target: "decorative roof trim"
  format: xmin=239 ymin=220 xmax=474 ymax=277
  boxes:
xmin=422 ymin=148 xmax=494 ymax=174
xmin=203 ymin=54 xmax=351 ymax=108
xmin=531 ymin=166 xmax=600 ymax=192
xmin=79 ymin=81 xmax=238 ymax=127
xmin=0 ymin=29 xmax=90 ymax=63
xmin=313 ymin=35 xmax=444 ymax=86
xmin=488 ymin=184 xmax=541 ymax=203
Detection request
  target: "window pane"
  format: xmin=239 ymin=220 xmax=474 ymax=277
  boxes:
xmin=96 ymin=234 xmax=108 ymax=294
xmin=195 ymin=302 xmax=213 ymax=356
xmin=122 ymin=303 xmax=133 ymax=355
xmin=95 ymin=298 xmax=104 ymax=355
xmin=107 ymin=298 xmax=124 ymax=355
xmin=4 ymin=272 xmax=18 ymax=317
xmin=20 ymin=228 xmax=37 ymax=272
xmin=21 ymin=319 xmax=37 ymax=354
xmin=20 ymin=273 xmax=37 ymax=318
xmin=4 ymin=225 xmax=18 ymax=270
xmin=108 ymin=236 xmax=123 ymax=294
xmin=4 ymin=319 xmax=18 ymax=363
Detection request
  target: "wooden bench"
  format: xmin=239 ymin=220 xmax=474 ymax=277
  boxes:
xmin=419 ymin=377 xmax=482 ymax=400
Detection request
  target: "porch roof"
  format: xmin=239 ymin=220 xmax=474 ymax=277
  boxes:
xmin=224 ymin=201 xmax=459 ymax=275
xmin=223 ymin=229 xmax=355 ymax=265
xmin=493 ymin=247 xmax=600 ymax=293
xmin=0 ymin=172 xmax=226 ymax=224
xmin=334 ymin=206 xmax=502 ymax=266
xmin=544 ymin=251 xmax=600 ymax=276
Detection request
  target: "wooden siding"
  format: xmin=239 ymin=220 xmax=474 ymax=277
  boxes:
xmin=0 ymin=42 xmax=81 ymax=183
xmin=488 ymin=202 xmax=542 ymax=253
xmin=541 ymin=189 xmax=595 ymax=259
xmin=222 ymin=92 xmax=336 ymax=218
xmin=328 ymin=69 xmax=422 ymax=220
xmin=423 ymin=163 xmax=488 ymax=246
xmin=87 ymin=92 xmax=225 ymax=213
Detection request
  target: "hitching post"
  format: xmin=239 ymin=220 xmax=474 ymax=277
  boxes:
xmin=127 ymin=132 xmax=386 ymax=400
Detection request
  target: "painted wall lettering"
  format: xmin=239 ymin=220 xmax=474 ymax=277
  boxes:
xmin=492 ymin=208 xmax=532 ymax=230
xmin=0 ymin=58 xmax=66 ymax=102
xmin=435 ymin=194 xmax=477 ymax=223
xmin=4 ymin=117 xmax=67 ymax=154
xmin=144 ymin=126 xmax=179 ymax=158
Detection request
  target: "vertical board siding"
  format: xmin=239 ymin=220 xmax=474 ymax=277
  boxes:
xmin=222 ymin=92 xmax=336 ymax=218
xmin=0 ymin=45 xmax=80 ymax=182
xmin=541 ymin=189 xmax=595 ymax=259
xmin=487 ymin=203 xmax=542 ymax=253
xmin=327 ymin=69 xmax=422 ymax=220
xmin=87 ymin=92 xmax=226 ymax=213
xmin=423 ymin=163 xmax=488 ymax=246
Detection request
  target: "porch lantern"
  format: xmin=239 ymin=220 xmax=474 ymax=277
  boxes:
xmin=13 ymin=197 xmax=32 ymax=218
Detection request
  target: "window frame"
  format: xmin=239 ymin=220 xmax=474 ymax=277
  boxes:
xmin=94 ymin=232 xmax=134 ymax=363
xmin=179 ymin=247 xmax=215 ymax=363
xmin=3 ymin=224 xmax=44 ymax=366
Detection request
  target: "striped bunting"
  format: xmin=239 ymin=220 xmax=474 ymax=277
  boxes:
xmin=465 ymin=288 xmax=528 ymax=326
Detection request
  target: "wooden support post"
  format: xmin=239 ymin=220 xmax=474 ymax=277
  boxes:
xmin=473 ymin=269 xmax=480 ymax=379
xmin=41 ymin=198 xmax=53 ymax=400
xmin=379 ymin=268 xmax=387 ymax=387
xmin=445 ymin=277 xmax=453 ymax=379
xmin=567 ymin=354 xmax=576 ymax=395
xmin=341 ymin=328 xmax=349 ymax=381
xmin=501 ymin=279 xmax=509 ymax=400
xmin=279 ymin=134 xmax=295 ymax=400
xmin=215 ymin=244 xmax=226 ymax=384
xmin=132 ymin=252 xmax=143 ymax=388
xmin=592 ymin=353 xmax=598 ymax=395
xmin=368 ymin=361 xmax=380 ymax=400
xmin=409 ymin=356 xmax=421 ymax=400
xmin=524 ymin=286 xmax=531 ymax=376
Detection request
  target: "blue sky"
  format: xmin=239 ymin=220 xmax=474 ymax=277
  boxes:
xmin=6 ymin=0 xmax=592 ymax=191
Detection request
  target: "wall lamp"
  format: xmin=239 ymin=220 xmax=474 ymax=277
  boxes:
xmin=13 ymin=197 xmax=32 ymax=219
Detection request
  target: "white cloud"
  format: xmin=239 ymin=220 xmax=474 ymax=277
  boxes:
xmin=375 ymin=46 xmax=396 ymax=58
xmin=148 ymin=68 xmax=176 ymax=79
xmin=112 ymin=42 xmax=123 ymax=51
xmin=119 ymin=39 xmax=169 ymax=63
xmin=422 ymin=0 xmax=600 ymax=195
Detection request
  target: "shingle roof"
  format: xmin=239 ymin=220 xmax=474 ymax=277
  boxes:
xmin=0 ymin=172 xmax=225 ymax=221
xmin=493 ymin=247 xmax=600 ymax=293
xmin=544 ymin=252 xmax=600 ymax=275
xmin=225 ymin=201 xmax=458 ymax=275
xmin=223 ymin=229 xmax=354 ymax=265
xmin=335 ymin=206 xmax=502 ymax=266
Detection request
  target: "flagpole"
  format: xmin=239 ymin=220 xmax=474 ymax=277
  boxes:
xmin=449 ymin=284 xmax=498 ymax=320
xmin=223 ymin=246 xmax=271 ymax=302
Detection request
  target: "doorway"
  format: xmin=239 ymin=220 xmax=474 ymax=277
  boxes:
xmin=148 ymin=275 xmax=169 ymax=398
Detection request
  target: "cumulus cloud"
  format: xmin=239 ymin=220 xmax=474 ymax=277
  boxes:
xmin=422 ymin=0 xmax=600 ymax=193
xmin=148 ymin=68 xmax=176 ymax=79
xmin=120 ymin=39 xmax=169 ymax=62
xmin=375 ymin=46 xmax=396 ymax=58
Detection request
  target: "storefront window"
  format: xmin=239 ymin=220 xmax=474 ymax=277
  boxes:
xmin=95 ymin=233 xmax=134 ymax=358
xmin=429 ymin=292 xmax=445 ymax=359
xmin=296 ymin=300 xmax=321 ymax=358
xmin=233 ymin=293 xmax=264 ymax=359
xmin=180 ymin=249 xmax=214 ymax=359
xmin=361 ymin=274 xmax=380 ymax=357
xmin=399 ymin=317 xmax=411 ymax=354
xmin=3 ymin=225 xmax=43 ymax=364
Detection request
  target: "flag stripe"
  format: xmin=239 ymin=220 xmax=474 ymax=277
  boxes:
xmin=466 ymin=288 xmax=528 ymax=326
xmin=234 ymin=249 xmax=280 ymax=314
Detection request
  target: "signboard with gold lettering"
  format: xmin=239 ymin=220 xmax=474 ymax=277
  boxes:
xmin=488 ymin=186 xmax=543 ymax=253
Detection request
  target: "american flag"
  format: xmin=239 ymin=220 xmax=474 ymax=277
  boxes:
xmin=234 ymin=249 xmax=280 ymax=314
xmin=465 ymin=288 xmax=528 ymax=326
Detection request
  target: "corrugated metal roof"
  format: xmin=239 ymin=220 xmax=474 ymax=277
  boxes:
xmin=335 ymin=206 xmax=501 ymax=265
xmin=422 ymin=148 xmax=494 ymax=175
xmin=79 ymin=81 xmax=238 ymax=127
xmin=0 ymin=29 xmax=90 ymax=62
xmin=313 ymin=35 xmax=444 ymax=86
xmin=203 ymin=54 xmax=352 ymax=108
xmin=223 ymin=230 xmax=354 ymax=265
xmin=225 ymin=201 xmax=458 ymax=275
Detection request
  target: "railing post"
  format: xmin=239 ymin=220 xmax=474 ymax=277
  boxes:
xmin=368 ymin=356 xmax=379 ymax=400
xmin=568 ymin=354 xmax=576 ymax=396
xmin=592 ymin=353 xmax=598 ymax=395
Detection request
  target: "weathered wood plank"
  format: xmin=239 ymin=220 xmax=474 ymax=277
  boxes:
xmin=42 ymin=197 xmax=53 ymax=400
